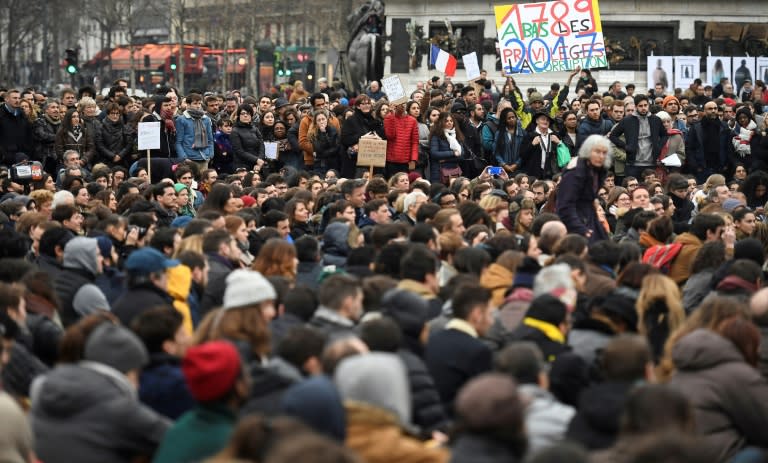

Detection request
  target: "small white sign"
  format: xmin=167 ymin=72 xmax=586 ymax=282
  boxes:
xmin=137 ymin=121 xmax=161 ymax=151
xmin=381 ymin=75 xmax=407 ymax=105
xmin=264 ymin=142 xmax=278 ymax=160
xmin=463 ymin=52 xmax=481 ymax=81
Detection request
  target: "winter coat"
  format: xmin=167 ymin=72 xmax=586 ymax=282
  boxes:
xmin=384 ymin=112 xmax=419 ymax=164
xmin=295 ymin=261 xmax=323 ymax=290
xmin=668 ymin=232 xmax=703 ymax=285
xmin=520 ymin=129 xmax=560 ymax=179
xmin=200 ymin=253 xmax=236 ymax=316
xmin=321 ymin=221 xmax=351 ymax=268
xmin=341 ymin=109 xmax=385 ymax=150
xmin=139 ymin=353 xmax=194 ymax=420
xmin=32 ymin=362 xmax=171 ymax=463
xmin=425 ymin=325 xmax=493 ymax=416
xmin=556 ymin=157 xmax=609 ymax=244
xmin=167 ymin=264 xmax=194 ymax=334
xmin=0 ymin=103 xmax=33 ymax=162
xmin=577 ymin=117 xmax=613 ymax=148
xmin=0 ymin=391 xmax=32 ymax=463
xmin=139 ymin=113 xmax=176 ymax=160
xmin=479 ymin=263 xmax=514 ymax=308
xmin=519 ymin=383 xmax=575 ymax=454
xmin=53 ymin=238 xmax=110 ymax=327
xmin=280 ymin=375 xmax=347 ymax=442
xmin=399 ymin=349 xmax=450 ymax=435
xmin=668 ymin=329 xmax=768 ymax=462
xmin=32 ymin=116 xmax=60 ymax=162
xmin=230 ymin=121 xmax=264 ymax=169
xmin=608 ymin=114 xmax=667 ymax=166
xmin=25 ymin=313 xmax=63 ymax=367
xmin=174 ymin=111 xmax=214 ymax=161
xmin=112 ymin=283 xmax=174 ymax=328
xmin=311 ymin=125 xmax=342 ymax=161
xmin=152 ymin=403 xmax=235 ymax=463
xmin=212 ymin=130 xmax=234 ymax=174
xmin=583 ymin=262 xmax=617 ymax=299
xmin=681 ymin=269 xmax=715 ymax=313
xmin=568 ymin=318 xmax=615 ymax=367
xmin=449 ymin=433 xmax=521 ymax=463
xmin=345 ymin=402 xmax=449 ymax=463
xmin=308 ymin=306 xmax=357 ymax=340
xmin=240 ymin=357 xmax=301 ymax=416
xmin=96 ymin=118 xmax=133 ymax=165
xmin=54 ymin=126 xmax=96 ymax=166
xmin=429 ymin=135 xmax=462 ymax=183
xmin=300 ymin=113 xmax=341 ymax=166
xmin=492 ymin=124 xmax=525 ymax=167
xmin=484 ymin=287 xmax=535 ymax=352
xmin=566 ymin=380 xmax=636 ymax=450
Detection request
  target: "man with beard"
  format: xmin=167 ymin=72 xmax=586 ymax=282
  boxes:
xmin=686 ymin=101 xmax=732 ymax=183
xmin=609 ymin=94 xmax=667 ymax=180
xmin=33 ymin=100 xmax=62 ymax=174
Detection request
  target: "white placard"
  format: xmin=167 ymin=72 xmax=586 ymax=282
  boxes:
xmin=674 ymin=56 xmax=700 ymax=91
xmin=661 ymin=153 xmax=682 ymax=167
xmin=381 ymin=75 xmax=407 ymax=105
xmin=264 ymin=142 xmax=278 ymax=160
xmin=463 ymin=52 xmax=481 ymax=81
xmin=137 ymin=121 xmax=161 ymax=151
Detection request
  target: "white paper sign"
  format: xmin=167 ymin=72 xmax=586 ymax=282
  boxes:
xmin=674 ymin=56 xmax=700 ymax=91
xmin=661 ymin=153 xmax=682 ymax=167
xmin=264 ymin=142 xmax=278 ymax=160
xmin=463 ymin=52 xmax=481 ymax=81
xmin=381 ymin=75 xmax=407 ymax=105
xmin=137 ymin=122 xmax=161 ymax=151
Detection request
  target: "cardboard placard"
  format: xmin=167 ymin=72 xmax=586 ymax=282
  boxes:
xmin=137 ymin=122 xmax=160 ymax=150
xmin=357 ymin=137 xmax=387 ymax=167
xmin=381 ymin=75 xmax=407 ymax=105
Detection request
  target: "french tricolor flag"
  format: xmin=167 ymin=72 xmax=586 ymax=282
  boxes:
xmin=431 ymin=45 xmax=457 ymax=77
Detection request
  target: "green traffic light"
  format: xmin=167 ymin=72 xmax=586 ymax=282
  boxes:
xmin=278 ymin=69 xmax=284 ymax=76
xmin=66 ymin=65 xmax=77 ymax=74
xmin=170 ymin=64 xmax=177 ymax=70
xmin=286 ymin=70 xmax=292 ymax=76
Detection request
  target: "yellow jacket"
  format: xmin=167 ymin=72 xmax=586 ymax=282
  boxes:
xmin=166 ymin=265 xmax=193 ymax=335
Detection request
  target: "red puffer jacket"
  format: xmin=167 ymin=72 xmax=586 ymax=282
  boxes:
xmin=383 ymin=113 xmax=419 ymax=164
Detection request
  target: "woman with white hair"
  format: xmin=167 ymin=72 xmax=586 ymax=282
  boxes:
xmin=656 ymin=110 xmax=685 ymax=183
xmin=555 ymin=134 xmax=612 ymax=243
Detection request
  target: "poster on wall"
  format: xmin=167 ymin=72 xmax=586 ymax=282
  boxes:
xmin=674 ymin=56 xmax=700 ymax=91
xmin=757 ymin=57 xmax=768 ymax=87
xmin=707 ymin=56 xmax=731 ymax=87
xmin=493 ymin=0 xmax=607 ymax=74
xmin=732 ymin=57 xmax=756 ymax=95
xmin=647 ymin=56 xmax=673 ymax=94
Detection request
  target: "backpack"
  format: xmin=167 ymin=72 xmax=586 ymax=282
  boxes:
xmin=642 ymin=243 xmax=684 ymax=274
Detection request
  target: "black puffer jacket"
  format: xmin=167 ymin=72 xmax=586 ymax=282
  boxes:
xmin=97 ymin=118 xmax=134 ymax=165
xmin=32 ymin=116 xmax=60 ymax=161
xmin=399 ymin=349 xmax=449 ymax=435
xmin=231 ymin=122 xmax=265 ymax=169
xmin=312 ymin=126 xmax=341 ymax=160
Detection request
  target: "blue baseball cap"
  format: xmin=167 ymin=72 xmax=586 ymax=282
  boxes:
xmin=124 ymin=247 xmax=179 ymax=274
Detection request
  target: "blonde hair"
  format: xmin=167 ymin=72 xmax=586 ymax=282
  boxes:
xmin=174 ymin=234 xmax=204 ymax=258
xmin=636 ymin=274 xmax=685 ymax=335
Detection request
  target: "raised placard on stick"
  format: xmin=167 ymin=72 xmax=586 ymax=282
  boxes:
xmin=381 ymin=75 xmax=407 ymax=105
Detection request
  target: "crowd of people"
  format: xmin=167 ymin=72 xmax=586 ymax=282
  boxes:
xmin=0 ymin=67 xmax=768 ymax=463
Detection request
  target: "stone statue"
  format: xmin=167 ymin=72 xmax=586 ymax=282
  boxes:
xmin=346 ymin=0 xmax=385 ymax=92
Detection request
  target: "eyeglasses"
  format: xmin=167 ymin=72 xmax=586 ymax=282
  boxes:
xmin=109 ymin=111 xmax=121 ymax=115
xmin=627 ymin=182 xmax=638 ymax=187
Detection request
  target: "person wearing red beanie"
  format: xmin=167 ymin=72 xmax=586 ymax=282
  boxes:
xmin=153 ymin=341 xmax=249 ymax=463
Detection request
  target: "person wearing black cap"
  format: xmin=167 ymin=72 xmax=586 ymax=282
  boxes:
xmin=520 ymin=110 xmax=561 ymax=180
xmin=112 ymin=247 xmax=179 ymax=327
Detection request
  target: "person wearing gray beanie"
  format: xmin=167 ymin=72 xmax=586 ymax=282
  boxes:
xmin=31 ymin=322 xmax=170 ymax=463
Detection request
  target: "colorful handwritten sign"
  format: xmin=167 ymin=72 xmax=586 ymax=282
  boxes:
xmin=494 ymin=0 xmax=607 ymax=74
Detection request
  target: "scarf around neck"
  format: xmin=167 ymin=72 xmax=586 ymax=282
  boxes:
xmin=70 ymin=125 xmax=82 ymax=142
xmin=445 ymin=128 xmax=462 ymax=154
xmin=185 ymin=109 xmax=208 ymax=149
xmin=159 ymin=110 xmax=176 ymax=134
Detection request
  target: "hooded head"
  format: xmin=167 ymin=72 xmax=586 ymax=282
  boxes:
xmin=281 ymin=376 xmax=347 ymax=442
xmin=62 ymin=237 xmax=101 ymax=276
xmin=322 ymin=222 xmax=351 ymax=257
xmin=334 ymin=352 xmax=411 ymax=425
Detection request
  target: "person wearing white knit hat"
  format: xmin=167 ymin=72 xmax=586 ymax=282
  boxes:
xmin=222 ymin=269 xmax=276 ymax=313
